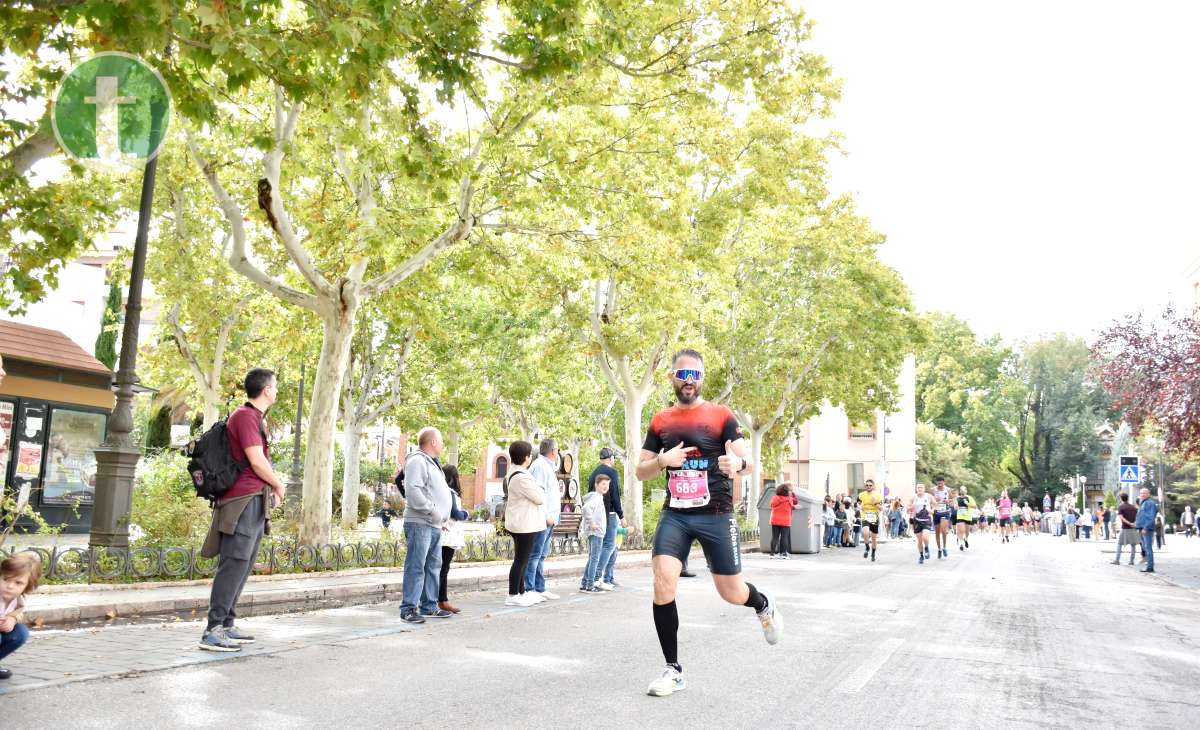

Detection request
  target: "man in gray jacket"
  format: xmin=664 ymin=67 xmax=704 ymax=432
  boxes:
xmin=400 ymin=427 xmax=454 ymax=623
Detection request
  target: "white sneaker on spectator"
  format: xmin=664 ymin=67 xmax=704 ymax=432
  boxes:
xmin=504 ymin=595 xmax=525 ymax=607
xmin=596 ymin=582 xmax=615 ymax=591
xmin=539 ymin=590 xmax=560 ymax=600
xmin=529 ymin=592 xmax=547 ymax=603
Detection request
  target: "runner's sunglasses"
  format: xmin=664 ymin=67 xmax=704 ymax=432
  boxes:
xmin=670 ymin=368 xmax=704 ymax=383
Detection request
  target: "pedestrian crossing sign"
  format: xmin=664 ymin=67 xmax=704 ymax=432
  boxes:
xmin=1119 ymin=465 xmax=1141 ymax=484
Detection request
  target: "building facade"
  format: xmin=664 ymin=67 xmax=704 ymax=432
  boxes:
xmin=777 ymin=356 xmax=918 ymax=502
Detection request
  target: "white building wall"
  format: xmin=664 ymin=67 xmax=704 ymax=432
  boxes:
xmin=781 ymin=356 xmax=918 ymax=502
xmin=7 ymin=224 xmax=158 ymax=356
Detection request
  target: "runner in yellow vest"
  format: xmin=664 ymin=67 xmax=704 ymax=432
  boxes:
xmin=955 ymin=487 xmax=978 ymax=551
xmin=859 ymin=479 xmax=883 ymax=563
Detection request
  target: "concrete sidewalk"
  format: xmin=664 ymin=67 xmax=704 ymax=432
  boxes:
xmin=27 ymin=551 xmax=654 ymax=628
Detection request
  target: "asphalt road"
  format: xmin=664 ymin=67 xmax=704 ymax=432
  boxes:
xmin=6 ymin=532 xmax=1198 ymax=729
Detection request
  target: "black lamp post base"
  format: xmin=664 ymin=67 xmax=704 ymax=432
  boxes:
xmin=90 ymin=444 xmax=140 ymax=549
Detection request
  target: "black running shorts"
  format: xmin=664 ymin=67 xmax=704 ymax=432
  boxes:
xmin=652 ymin=509 xmax=741 ymax=575
xmin=864 ymin=518 xmax=880 ymax=534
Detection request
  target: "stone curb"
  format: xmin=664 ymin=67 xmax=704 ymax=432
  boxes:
xmin=26 ymin=554 xmax=656 ymax=628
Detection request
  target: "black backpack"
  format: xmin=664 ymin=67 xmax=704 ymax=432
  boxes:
xmin=394 ymin=468 xmax=405 ymax=498
xmin=185 ymin=416 xmax=260 ymax=505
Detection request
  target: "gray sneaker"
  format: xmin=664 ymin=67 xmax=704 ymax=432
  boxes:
xmin=199 ymin=627 xmax=242 ymax=652
xmin=756 ymin=591 xmax=783 ymax=645
xmin=223 ymin=626 xmax=255 ymax=644
xmin=420 ymin=608 xmax=454 ymax=619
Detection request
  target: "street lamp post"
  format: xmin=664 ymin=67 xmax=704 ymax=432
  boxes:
xmin=90 ymin=156 xmax=158 ymax=549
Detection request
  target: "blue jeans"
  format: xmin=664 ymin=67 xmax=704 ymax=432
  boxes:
xmin=582 ymin=535 xmax=604 ymax=588
xmin=0 ymin=622 xmax=29 ymax=662
xmin=595 ymin=514 xmax=619 ymax=584
xmin=401 ymin=522 xmax=443 ymax=614
xmin=1140 ymin=529 xmax=1155 ymax=570
xmin=524 ymin=527 xmax=553 ymax=593
xmin=830 ymin=526 xmax=843 ymax=545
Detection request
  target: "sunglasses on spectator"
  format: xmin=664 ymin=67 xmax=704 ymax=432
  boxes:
xmin=670 ymin=369 xmax=704 ymax=383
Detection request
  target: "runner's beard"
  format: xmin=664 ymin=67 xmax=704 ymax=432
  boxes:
xmin=673 ymin=380 xmax=701 ymax=405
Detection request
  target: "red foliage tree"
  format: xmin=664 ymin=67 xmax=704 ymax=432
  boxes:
xmin=1093 ymin=307 xmax=1200 ymax=457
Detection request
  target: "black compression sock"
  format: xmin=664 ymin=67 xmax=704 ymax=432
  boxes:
xmin=653 ymin=601 xmax=680 ymax=666
xmin=743 ymin=582 xmax=768 ymax=613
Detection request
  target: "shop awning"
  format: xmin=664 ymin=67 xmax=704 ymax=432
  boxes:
xmin=0 ymin=319 xmax=113 ymax=375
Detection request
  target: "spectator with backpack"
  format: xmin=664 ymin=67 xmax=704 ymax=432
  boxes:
xmin=197 ymin=368 xmax=285 ymax=652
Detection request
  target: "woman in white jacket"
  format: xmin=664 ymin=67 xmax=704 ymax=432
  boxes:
xmin=503 ymin=441 xmax=546 ymax=607
xmin=438 ymin=465 xmax=469 ymax=614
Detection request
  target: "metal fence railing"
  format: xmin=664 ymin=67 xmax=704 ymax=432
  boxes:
xmin=0 ymin=529 xmax=761 ymax=585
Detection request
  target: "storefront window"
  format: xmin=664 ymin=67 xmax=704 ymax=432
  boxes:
xmin=42 ymin=408 xmax=107 ymax=505
xmin=0 ymin=400 xmax=13 ymax=484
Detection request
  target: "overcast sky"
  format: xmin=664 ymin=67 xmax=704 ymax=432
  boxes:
xmin=799 ymin=0 xmax=1200 ymax=344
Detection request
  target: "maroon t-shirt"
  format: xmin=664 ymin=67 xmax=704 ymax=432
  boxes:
xmin=224 ymin=403 xmax=268 ymax=500
xmin=1117 ymin=502 xmax=1138 ymax=528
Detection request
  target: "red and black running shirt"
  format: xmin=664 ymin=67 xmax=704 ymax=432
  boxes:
xmin=642 ymin=401 xmax=743 ymax=514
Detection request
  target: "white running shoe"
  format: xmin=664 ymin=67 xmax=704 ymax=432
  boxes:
xmin=646 ymin=665 xmax=686 ymax=697
xmin=504 ymin=594 xmax=528 ymax=607
xmin=539 ymin=590 xmax=560 ymax=600
xmin=596 ymin=582 xmax=615 ymax=591
xmin=757 ymin=591 xmax=783 ymax=645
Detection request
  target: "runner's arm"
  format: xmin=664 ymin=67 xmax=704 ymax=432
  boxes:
xmin=636 ymin=448 xmax=665 ymax=481
xmin=720 ymin=437 xmax=752 ymax=476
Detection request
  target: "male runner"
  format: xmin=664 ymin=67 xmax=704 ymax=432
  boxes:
xmin=910 ymin=483 xmax=933 ymax=564
xmin=859 ymin=479 xmax=882 ymax=562
xmin=933 ymin=477 xmax=952 ymax=559
xmin=955 ymin=487 xmax=977 ymax=551
xmin=981 ymin=498 xmax=997 ymax=536
xmin=1021 ymin=502 xmax=1034 ymax=535
xmin=639 ymin=349 xmax=782 ymax=698
xmin=997 ymin=490 xmax=1014 ymax=543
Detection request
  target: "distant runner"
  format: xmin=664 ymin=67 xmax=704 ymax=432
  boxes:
xmin=859 ymin=479 xmax=882 ymax=562
xmin=997 ymin=490 xmax=1014 ymax=543
xmin=955 ymin=487 xmax=977 ymax=551
xmin=933 ymin=477 xmax=952 ymax=559
xmin=910 ymin=483 xmax=934 ymax=564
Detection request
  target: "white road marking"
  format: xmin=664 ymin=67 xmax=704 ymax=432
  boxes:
xmin=833 ymin=638 xmax=905 ymax=694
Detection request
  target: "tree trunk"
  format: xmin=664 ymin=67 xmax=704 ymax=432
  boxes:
xmin=623 ymin=391 xmax=648 ymax=532
xmin=747 ymin=428 xmax=765 ymax=529
xmin=202 ymin=397 xmax=220 ymax=432
xmin=341 ymin=423 xmax=363 ymax=531
xmin=300 ymin=310 xmax=357 ymax=544
xmin=445 ymin=428 xmax=462 ymax=468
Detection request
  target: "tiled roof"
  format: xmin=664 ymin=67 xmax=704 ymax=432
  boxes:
xmin=0 ymin=319 xmax=113 ymax=375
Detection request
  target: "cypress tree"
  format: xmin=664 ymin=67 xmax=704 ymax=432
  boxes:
xmin=94 ymin=278 xmax=121 ymax=369
xmin=145 ymin=405 xmax=173 ymax=452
